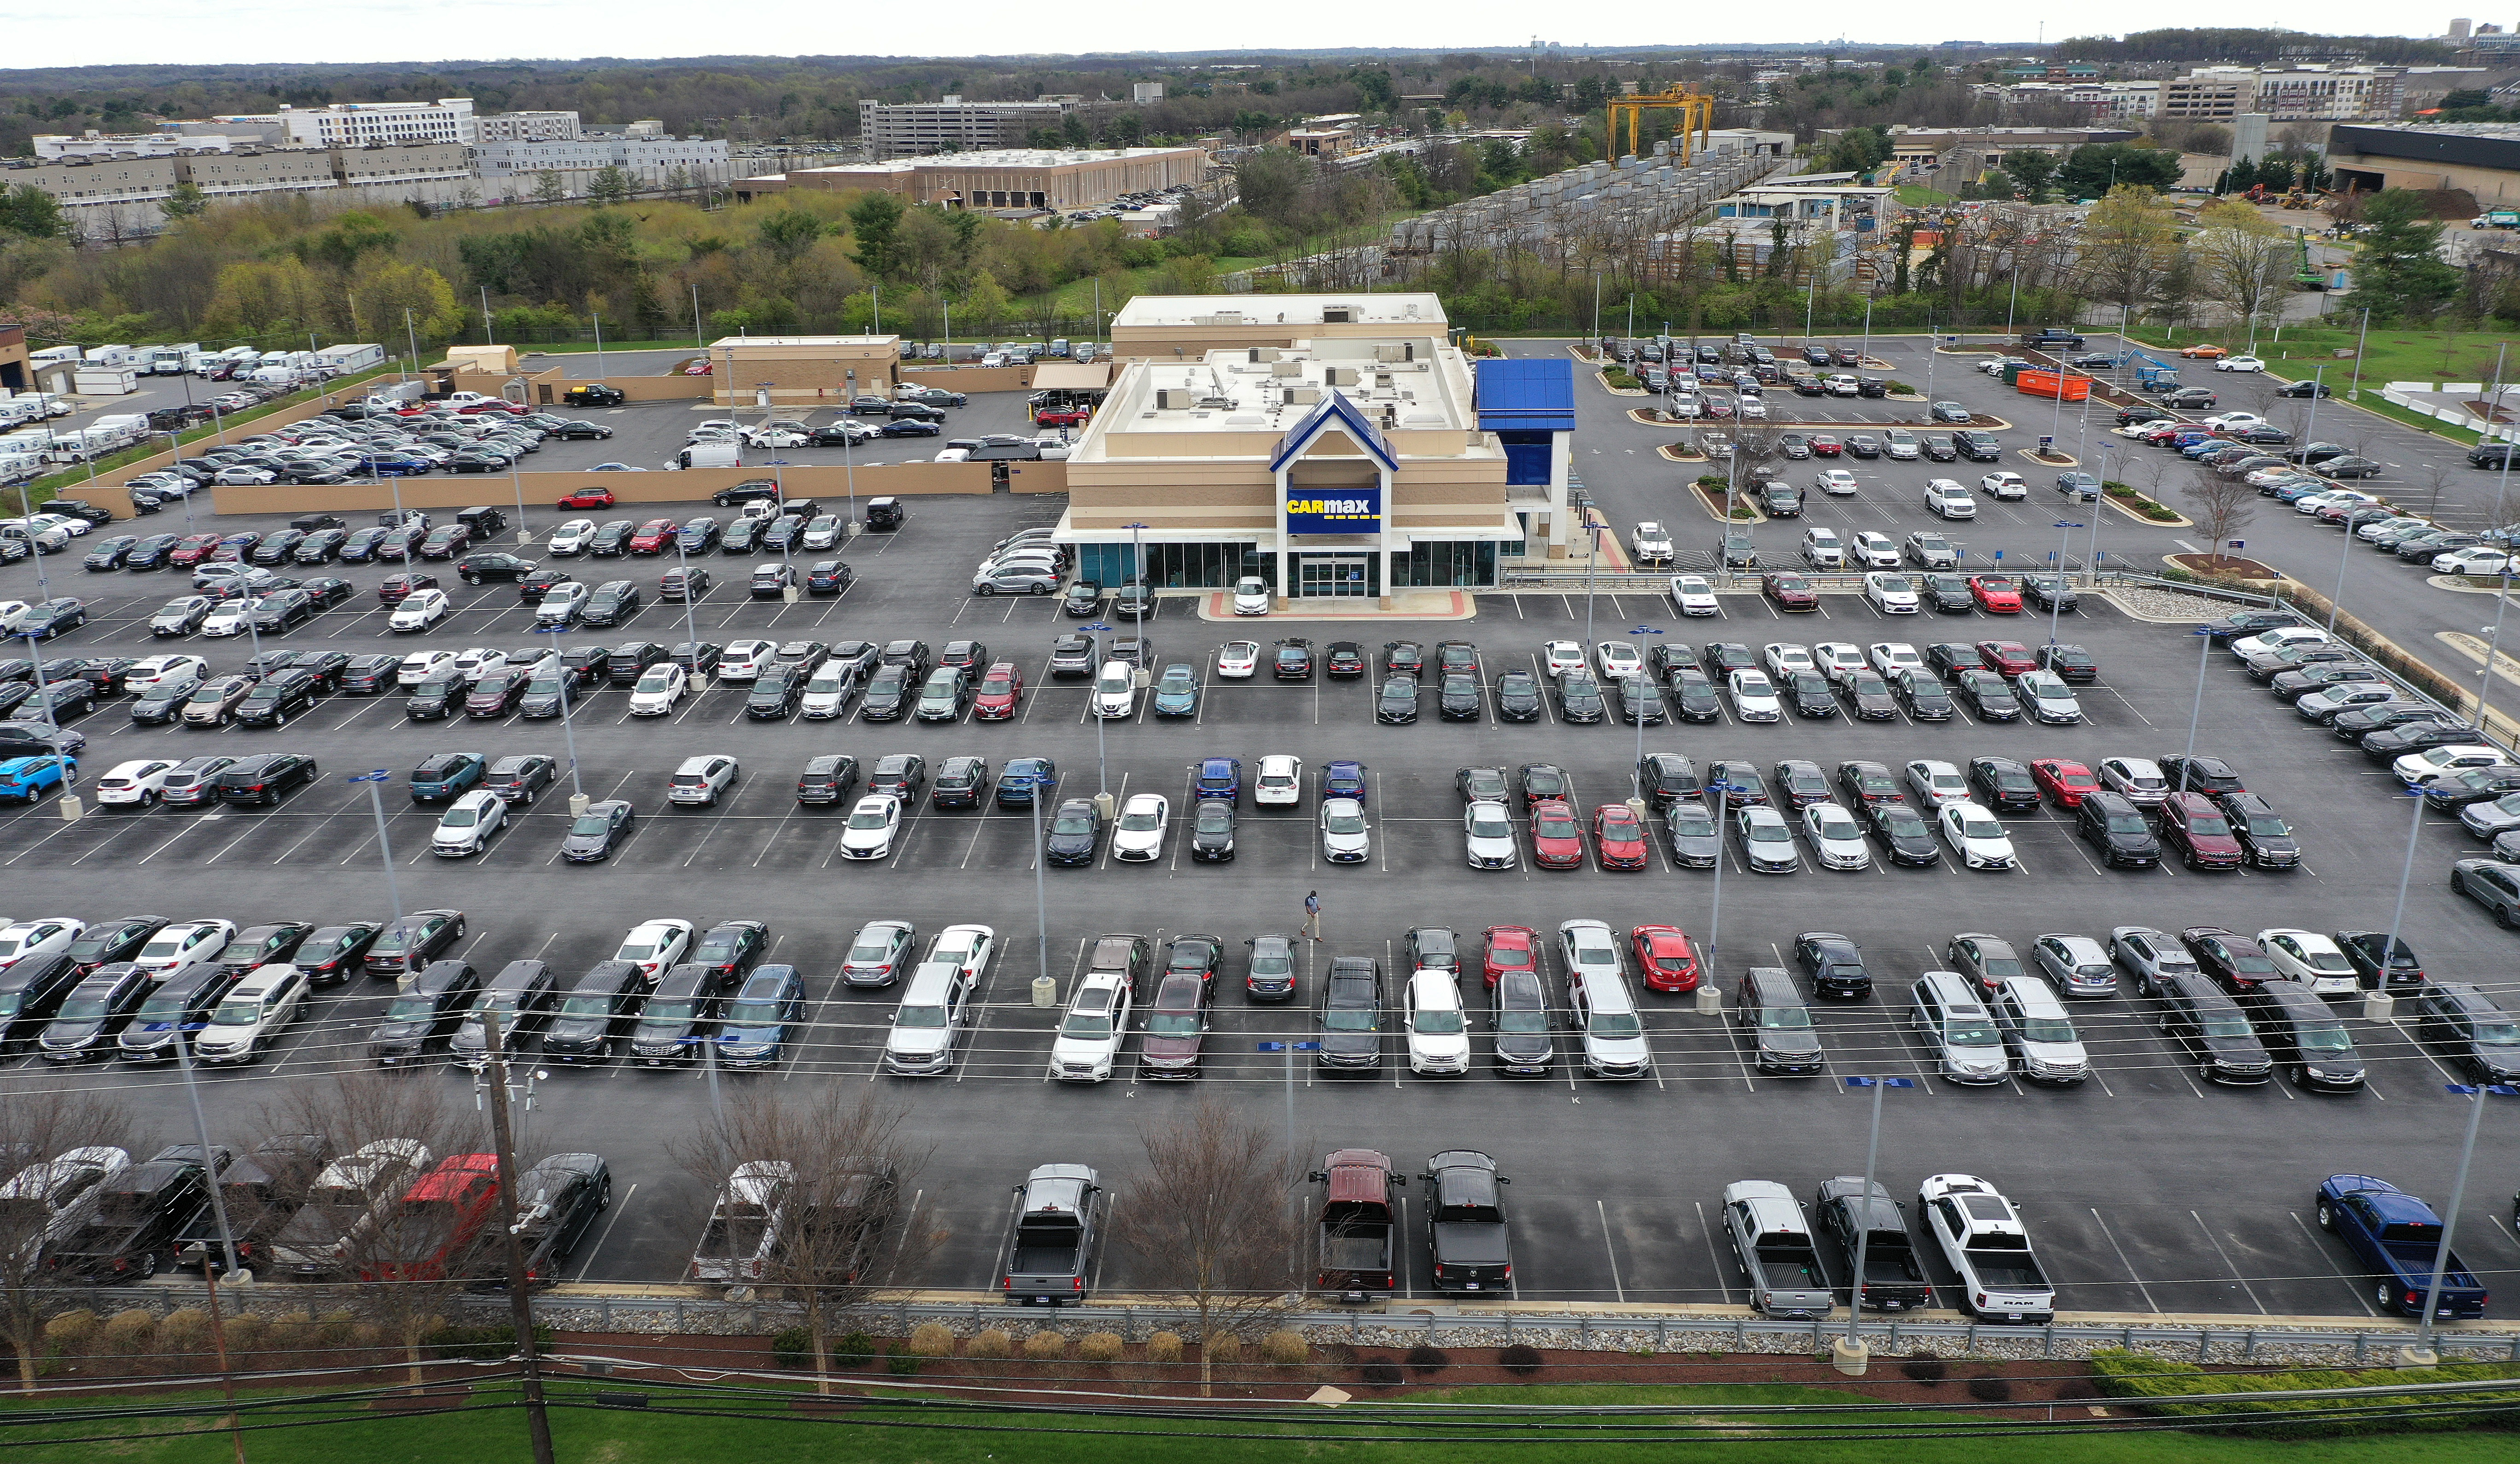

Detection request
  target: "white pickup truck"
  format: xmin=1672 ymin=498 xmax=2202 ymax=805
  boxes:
xmin=1917 ymin=1173 xmax=2056 ymax=1323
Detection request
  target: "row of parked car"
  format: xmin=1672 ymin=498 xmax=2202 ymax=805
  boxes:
xmin=0 ymin=1132 xmax=610 ymax=1288
xmin=2201 ymin=605 xmax=2520 ymax=927
xmin=123 ymin=402 xmax=611 ymax=506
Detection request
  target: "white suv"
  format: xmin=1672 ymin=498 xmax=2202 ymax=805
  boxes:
xmin=628 ymin=662 xmax=689 ymax=716
xmin=1049 ymin=969 xmax=1132 ymax=1082
xmin=668 ymin=755 xmax=739 ymax=806
xmin=431 ymin=789 xmax=507 ymax=857
xmin=194 ymin=964 xmax=309 ymax=1065
xmin=1925 ymin=481 xmax=1977 ymax=519
xmin=1405 ymin=969 xmax=1473 ymax=1075
xmin=94 ymin=759 xmax=178 ymax=807
xmin=1254 ymin=754 xmax=1302 ymax=806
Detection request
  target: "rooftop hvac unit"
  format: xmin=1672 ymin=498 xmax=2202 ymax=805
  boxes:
xmin=1324 ymin=366 xmax=1359 ymax=387
xmin=1271 ymin=360 xmax=1304 ymax=378
xmin=1283 ymin=386 xmax=1321 ymax=405
xmin=1155 ymin=388 xmax=1198 ymax=410
xmin=1248 ymin=347 xmax=1282 ymax=362
xmin=1374 ymin=344 xmax=1408 ymax=363
xmin=1321 ymin=305 xmax=1356 ymax=324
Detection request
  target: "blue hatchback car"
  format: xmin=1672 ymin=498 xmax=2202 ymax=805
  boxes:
xmin=996 ymin=755 xmax=1058 ymax=807
xmin=1194 ymin=756 xmax=1242 ymax=803
xmin=408 ymin=751 xmax=487 ymax=802
xmin=1323 ymin=759 xmax=1368 ymax=803
xmin=0 ymin=755 xmax=73 ymax=801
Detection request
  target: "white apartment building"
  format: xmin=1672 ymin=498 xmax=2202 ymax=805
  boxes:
xmin=474 ymin=111 xmax=583 ymax=143
xmin=472 ymin=135 xmax=731 ymax=203
xmin=199 ymin=99 xmax=479 ymax=148
xmin=35 ymin=132 xmax=260 ymax=159
xmin=858 ymin=96 xmax=1078 ymax=157
xmin=2162 ymin=66 xmax=2405 ymax=122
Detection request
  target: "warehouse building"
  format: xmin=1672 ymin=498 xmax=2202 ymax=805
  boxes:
xmin=1107 ymin=292 xmax=1448 ymax=359
xmin=739 ymin=146 xmax=1205 ymax=212
xmin=2328 ymin=122 xmax=2520 ymax=203
xmin=1055 ymin=297 xmax=1581 ymax=603
xmin=701 ymin=335 xmax=902 ymax=408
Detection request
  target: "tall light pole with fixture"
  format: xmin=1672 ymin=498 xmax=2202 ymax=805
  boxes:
xmin=2409 ymin=1081 xmax=2512 ymax=1363
xmin=2046 ymin=520 xmax=2082 ymax=645
xmin=1834 ymin=1075 xmax=1916 ymax=1372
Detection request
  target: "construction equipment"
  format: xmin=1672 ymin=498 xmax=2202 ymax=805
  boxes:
xmin=2291 ymin=229 xmax=2326 ymax=290
xmin=1606 ymin=85 xmax=1715 ymax=165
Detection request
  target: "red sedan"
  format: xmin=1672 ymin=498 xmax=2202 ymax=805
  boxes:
xmin=1763 ymin=573 xmax=1818 ymax=611
xmin=556 ymin=486 xmax=616 ymax=510
xmin=1976 ymin=639 xmax=2038 ymax=677
xmin=627 ymin=518 xmax=680 ymax=554
xmin=1481 ymin=925 xmax=1538 ymax=988
xmin=457 ymin=399 xmax=530 ymax=415
xmin=1630 ymin=924 xmax=1702 ymax=993
xmin=1036 ymin=405 xmax=1091 ymax=427
xmin=1530 ymin=799 xmax=1586 ymax=869
xmin=166 ymin=534 xmax=222 ymax=567
xmin=376 ymin=572 xmax=438 ymax=605
xmin=1594 ymin=804 xmax=1649 ymax=870
xmin=2030 ymin=757 xmax=2098 ymax=808
xmin=1968 ymin=575 xmax=2023 ymax=613
xmin=1808 ymin=434 xmax=1843 ymax=456
xmin=973 ymin=660 xmax=1023 ymax=720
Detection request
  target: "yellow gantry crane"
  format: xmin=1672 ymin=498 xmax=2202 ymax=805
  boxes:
xmin=1605 ymin=85 xmax=1715 ymax=164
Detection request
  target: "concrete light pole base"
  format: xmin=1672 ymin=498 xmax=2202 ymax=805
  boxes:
xmin=1829 ymin=1336 xmax=1870 ymax=1376
xmin=569 ymin=794 xmax=590 ymax=818
xmin=1695 ymin=985 xmax=1722 ymax=1016
xmin=2395 ymin=1345 xmax=2440 ymax=1368
xmin=57 ymin=796 xmax=81 ymax=823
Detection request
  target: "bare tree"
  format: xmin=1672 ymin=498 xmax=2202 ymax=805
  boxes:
xmin=0 ymin=1082 xmax=138 ymax=1393
xmin=1110 ymin=1096 xmax=1304 ymax=1394
xmin=2182 ymin=470 xmax=2260 ymax=568
xmin=670 ymin=1090 xmax=938 ymax=1395
xmin=2191 ymin=201 xmax=2295 ymax=333
xmin=259 ymin=1070 xmax=490 ymax=1389
xmin=2417 ymin=461 xmax=2459 ymax=521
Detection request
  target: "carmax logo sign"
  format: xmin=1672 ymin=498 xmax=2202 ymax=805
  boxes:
xmin=1284 ymin=489 xmax=1380 ymax=534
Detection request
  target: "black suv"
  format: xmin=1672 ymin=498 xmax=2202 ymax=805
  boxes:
xmin=2076 ymin=790 xmax=2160 ymax=868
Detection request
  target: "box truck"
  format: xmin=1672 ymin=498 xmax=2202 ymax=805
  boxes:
xmin=146 ymin=343 xmax=201 ymax=375
xmin=28 ymin=345 xmax=81 ymax=368
xmin=87 ymin=344 xmax=141 ymax=369
xmin=315 ymin=343 xmax=385 ymax=376
xmin=72 ymin=366 xmax=139 ymax=396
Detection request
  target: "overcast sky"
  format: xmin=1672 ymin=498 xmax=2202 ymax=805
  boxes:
xmin=7 ymin=4 xmax=2470 ymax=69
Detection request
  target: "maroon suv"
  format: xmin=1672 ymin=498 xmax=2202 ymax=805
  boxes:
xmin=2158 ymin=791 xmax=2244 ymax=871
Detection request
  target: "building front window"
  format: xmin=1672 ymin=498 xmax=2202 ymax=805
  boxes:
xmin=1390 ymin=540 xmax=1498 ymax=589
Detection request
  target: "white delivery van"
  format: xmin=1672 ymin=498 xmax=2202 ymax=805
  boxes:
xmin=677 ymin=441 xmax=743 ymax=470
xmin=146 ymin=343 xmax=200 ymax=375
xmin=72 ymin=366 xmax=138 ymax=396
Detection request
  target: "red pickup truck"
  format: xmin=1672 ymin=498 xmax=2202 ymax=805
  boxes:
xmin=361 ymin=1153 xmax=501 ymax=1281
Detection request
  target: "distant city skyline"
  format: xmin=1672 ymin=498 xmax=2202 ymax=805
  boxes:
xmin=2 ymin=4 xmax=2480 ymax=70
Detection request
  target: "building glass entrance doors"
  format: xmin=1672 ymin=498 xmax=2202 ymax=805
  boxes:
xmin=1294 ymin=553 xmax=1376 ymax=598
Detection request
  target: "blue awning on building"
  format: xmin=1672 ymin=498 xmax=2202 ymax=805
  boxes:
xmin=1475 ymin=358 xmax=1574 ymax=434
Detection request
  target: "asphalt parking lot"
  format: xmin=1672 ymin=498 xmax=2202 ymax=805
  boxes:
xmin=8 ymin=396 xmax=2520 ymax=1322
xmin=1516 ymin=333 xmax=2520 ymax=715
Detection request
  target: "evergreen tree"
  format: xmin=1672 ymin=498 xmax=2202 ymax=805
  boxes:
xmin=2348 ymin=189 xmax=2461 ymax=322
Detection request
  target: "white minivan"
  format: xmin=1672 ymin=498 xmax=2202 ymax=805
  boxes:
xmin=194 ymin=964 xmax=309 ymax=1065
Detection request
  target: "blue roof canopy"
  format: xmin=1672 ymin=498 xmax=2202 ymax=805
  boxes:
xmin=1476 ymin=357 xmax=1575 ymax=433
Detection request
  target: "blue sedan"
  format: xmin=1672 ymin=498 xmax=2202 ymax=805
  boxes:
xmin=1194 ymin=756 xmax=1242 ymax=803
xmin=1150 ymin=663 xmax=1199 ymax=718
xmin=1322 ymin=759 xmax=1368 ymax=803
xmin=881 ymin=418 xmax=942 ymax=437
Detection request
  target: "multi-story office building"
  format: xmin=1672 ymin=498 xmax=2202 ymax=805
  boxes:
xmin=857 ymin=96 xmax=1078 ymax=157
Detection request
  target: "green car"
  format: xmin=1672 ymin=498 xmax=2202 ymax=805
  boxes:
xmin=1150 ymin=663 xmax=1199 ymax=718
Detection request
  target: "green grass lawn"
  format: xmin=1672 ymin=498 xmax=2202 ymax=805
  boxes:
xmin=2123 ymin=320 xmax=2519 ymax=393
xmin=1896 ymin=184 xmax=1958 ymax=206
xmin=9 ymin=1376 xmax=2520 ymax=1464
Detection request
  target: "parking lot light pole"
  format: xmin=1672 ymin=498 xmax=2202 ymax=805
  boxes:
xmin=1703 ymin=779 xmax=1732 ymax=982
xmin=555 ymin=673 xmax=586 ymax=812
xmin=1628 ymin=626 xmax=1662 ymax=798
xmin=1030 ymin=784 xmax=1049 ymax=996
xmin=2180 ymin=626 xmax=2214 ymax=789
xmin=1084 ymin=622 xmax=1113 ymax=804
xmin=674 ymin=536 xmax=703 ymax=675
xmin=2411 ymin=1082 xmax=2512 ymax=1362
xmin=2047 ymin=522 xmax=2082 ymax=645
xmin=346 ymin=770 xmax=404 ymax=930
xmin=2380 ymin=787 xmax=2427 ymax=1005
xmin=1837 ymin=1075 xmax=1916 ymax=1368
xmin=1122 ymin=523 xmax=1150 ymax=676
xmin=2475 ymin=622 xmax=2511 ymax=746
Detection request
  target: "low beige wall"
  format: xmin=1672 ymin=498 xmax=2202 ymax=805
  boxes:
xmin=203 ymin=461 xmax=1000 ymax=517
xmin=544 ymin=374 xmax=712 ymax=404
xmin=52 ymin=381 xmax=393 ymax=521
xmin=1005 ymin=461 xmax=1067 ymax=494
xmin=900 ymin=365 xmax=1032 ymax=394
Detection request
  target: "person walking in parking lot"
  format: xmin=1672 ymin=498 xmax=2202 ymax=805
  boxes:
xmin=1304 ymin=890 xmax=1322 ymax=941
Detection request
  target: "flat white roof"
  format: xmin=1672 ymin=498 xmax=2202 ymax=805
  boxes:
xmin=1111 ymin=293 xmax=1446 ymax=329
xmin=706 ymin=335 xmax=898 ymax=349
xmin=1077 ymin=338 xmax=1478 ymax=460
xmin=799 ymin=146 xmax=1199 ymax=175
